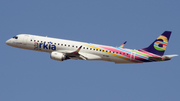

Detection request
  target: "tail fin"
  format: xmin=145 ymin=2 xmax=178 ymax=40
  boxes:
xmin=139 ymin=31 xmax=171 ymax=56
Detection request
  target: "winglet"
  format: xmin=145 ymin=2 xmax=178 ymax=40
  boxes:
xmin=74 ymin=46 xmax=82 ymax=53
xmin=119 ymin=41 xmax=127 ymax=48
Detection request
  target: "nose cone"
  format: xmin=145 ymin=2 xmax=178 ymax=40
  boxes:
xmin=5 ymin=39 xmax=11 ymax=45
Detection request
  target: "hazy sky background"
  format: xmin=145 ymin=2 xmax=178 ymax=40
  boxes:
xmin=1 ymin=0 xmax=180 ymax=101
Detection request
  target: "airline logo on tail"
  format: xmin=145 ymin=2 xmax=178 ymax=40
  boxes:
xmin=154 ymin=35 xmax=168 ymax=51
xmin=139 ymin=31 xmax=171 ymax=56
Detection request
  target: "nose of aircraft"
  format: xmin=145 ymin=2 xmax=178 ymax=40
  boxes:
xmin=5 ymin=39 xmax=11 ymax=45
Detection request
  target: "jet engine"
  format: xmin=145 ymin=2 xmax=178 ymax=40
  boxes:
xmin=50 ymin=52 xmax=67 ymax=61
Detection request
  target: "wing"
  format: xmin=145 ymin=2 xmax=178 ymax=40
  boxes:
xmin=64 ymin=46 xmax=88 ymax=60
xmin=119 ymin=41 xmax=127 ymax=48
xmin=51 ymin=45 xmax=103 ymax=61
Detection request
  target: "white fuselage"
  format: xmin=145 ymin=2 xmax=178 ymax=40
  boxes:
xmin=6 ymin=31 xmax=177 ymax=64
xmin=5 ymin=34 xmax=143 ymax=63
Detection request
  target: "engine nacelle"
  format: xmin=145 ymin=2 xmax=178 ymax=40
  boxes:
xmin=50 ymin=52 xmax=66 ymax=61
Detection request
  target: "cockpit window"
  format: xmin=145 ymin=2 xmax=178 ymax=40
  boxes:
xmin=13 ymin=36 xmax=18 ymax=39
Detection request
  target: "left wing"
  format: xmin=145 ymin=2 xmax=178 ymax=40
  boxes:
xmin=65 ymin=46 xmax=87 ymax=60
xmin=51 ymin=45 xmax=102 ymax=61
xmin=119 ymin=41 xmax=127 ymax=48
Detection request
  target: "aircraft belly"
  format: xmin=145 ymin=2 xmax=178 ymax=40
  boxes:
xmin=79 ymin=52 xmax=102 ymax=60
xmin=110 ymin=56 xmax=135 ymax=63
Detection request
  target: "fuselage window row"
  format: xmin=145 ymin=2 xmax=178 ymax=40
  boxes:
xmin=31 ymin=39 xmax=129 ymax=56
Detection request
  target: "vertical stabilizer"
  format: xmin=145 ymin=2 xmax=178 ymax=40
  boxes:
xmin=139 ymin=31 xmax=171 ymax=56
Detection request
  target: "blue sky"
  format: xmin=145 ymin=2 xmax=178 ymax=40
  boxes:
xmin=1 ymin=0 xmax=180 ymax=101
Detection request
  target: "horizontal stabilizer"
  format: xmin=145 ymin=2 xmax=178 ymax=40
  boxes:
xmin=149 ymin=54 xmax=178 ymax=61
xmin=163 ymin=54 xmax=178 ymax=58
xmin=149 ymin=57 xmax=163 ymax=61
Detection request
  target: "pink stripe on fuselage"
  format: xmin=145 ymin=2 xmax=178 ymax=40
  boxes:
xmin=138 ymin=50 xmax=160 ymax=57
xmin=97 ymin=45 xmax=122 ymax=52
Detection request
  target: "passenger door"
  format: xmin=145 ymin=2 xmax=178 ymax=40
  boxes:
xmin=130 ymin=50 xmax=136 ymax=60
xmin=23 ymin=35 xmax=29 ymax=45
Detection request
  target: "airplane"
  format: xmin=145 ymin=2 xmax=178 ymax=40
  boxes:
xmin=5 ymin=31 xmax=178 ymax=64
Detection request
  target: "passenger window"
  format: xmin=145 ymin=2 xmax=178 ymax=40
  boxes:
xmin=68 ymin=45 xmax=70 ymax=47
xmin=34 ymin=40 xmax=36 ymax=42
xmin=61 ymin=44 xmax=63 ymax=46
xmin=54 ymin=43 xmax=56 ymax=45
xmin=83 ymin=47 xmax=85 ymax=49
xmin=30 ymin=39 xmax=32 ymax=41
xmin=58 ymin=43 xmax=59 ymax=45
